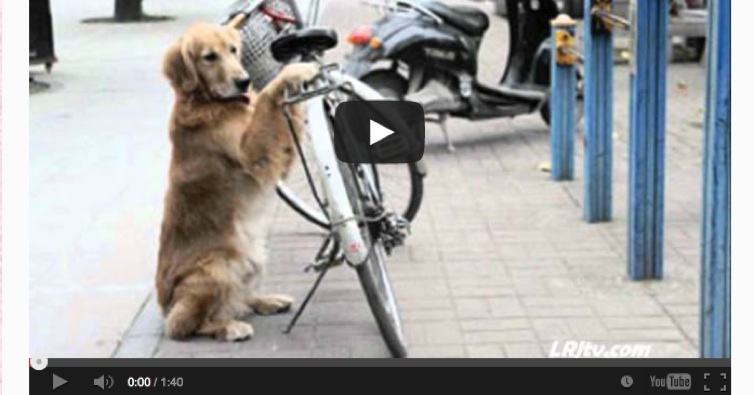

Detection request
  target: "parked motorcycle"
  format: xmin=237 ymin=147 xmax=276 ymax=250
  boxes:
xmin=344 ymin=0 xmax=581 ymax=151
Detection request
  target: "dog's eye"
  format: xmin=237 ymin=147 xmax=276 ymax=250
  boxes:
xmin=230 ymin=45 xmax=238 ymax=55
xmin=203 ymin=52 xmax=219 ymax=62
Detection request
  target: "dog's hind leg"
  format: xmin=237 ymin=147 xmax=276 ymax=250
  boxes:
xmin=164 ymin=299 xmax=205 ymax=340
xmin=248 ymin=294 xmax=294 ymax=315
xmin=166 ymin=288 xmax=254 ymax=342
xmin=164 ymin=263 xmax=248 ymax=341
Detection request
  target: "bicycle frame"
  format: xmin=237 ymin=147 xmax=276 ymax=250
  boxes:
xmin=235 ymin=0 xmax=405 ymax=265
xmin=293 ymin=69 xmax=387 ymax=265
xmin=229 ymin=0 xmax=409 ymax=355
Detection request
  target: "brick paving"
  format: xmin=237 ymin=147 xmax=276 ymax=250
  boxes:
xmin=31 ymin=0 xmax=706 ymax=359
xmin=150 ymin=0 xmax=705 ymax=358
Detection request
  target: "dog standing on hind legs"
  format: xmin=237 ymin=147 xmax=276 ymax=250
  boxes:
xmin=156 ymin=22 xmax=318 ymax=342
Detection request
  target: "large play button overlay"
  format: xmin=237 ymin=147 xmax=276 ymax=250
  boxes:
xmin=334 ymin=101 xmax=425 ymax=164
xmin=370 ymin=120 xmax=394 ymax=145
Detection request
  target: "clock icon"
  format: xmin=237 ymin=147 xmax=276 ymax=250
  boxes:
xmin=621 ymin=375 xmax=634 ymax=389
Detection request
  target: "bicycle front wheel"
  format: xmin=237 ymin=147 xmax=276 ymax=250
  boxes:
xmin=340 ymin=161 xmax=408 ymax=358
xmin=356 ymin=248 xmax=407 ymax=358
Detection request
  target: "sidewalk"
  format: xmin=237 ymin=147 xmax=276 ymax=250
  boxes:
xmin=30 ymin=0 xmax=193 ymax=357
xmin=31 ymin=0 xmax=705 ymax=358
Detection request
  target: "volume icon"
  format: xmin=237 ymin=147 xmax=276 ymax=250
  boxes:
xmin=94 ymin=375 xmax=114 ymax=390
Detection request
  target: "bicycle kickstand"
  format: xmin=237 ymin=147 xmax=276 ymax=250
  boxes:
xmin=283 ymin=234 xmax=342 ymax=334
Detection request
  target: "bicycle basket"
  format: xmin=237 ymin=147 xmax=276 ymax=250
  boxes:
xmin=225 ymin=0 xmax=302 ymax=90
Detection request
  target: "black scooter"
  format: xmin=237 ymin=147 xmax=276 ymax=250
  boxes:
xmin=344 ymin=0 xmax=578 ymax=151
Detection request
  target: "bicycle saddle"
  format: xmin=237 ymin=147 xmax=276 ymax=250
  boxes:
xmin=270 ymin=27 xmax=338 ymax=63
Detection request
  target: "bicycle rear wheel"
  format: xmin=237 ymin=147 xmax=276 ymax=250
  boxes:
xmin=340 ymin=161 xmax=408 ymax=358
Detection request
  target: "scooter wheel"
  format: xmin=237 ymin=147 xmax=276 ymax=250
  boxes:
xmin=540 ymin=96 xmax=585 ymax=129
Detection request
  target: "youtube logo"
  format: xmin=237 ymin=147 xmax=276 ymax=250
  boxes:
xmin=333 ymin=101 xmax=425 ymax=164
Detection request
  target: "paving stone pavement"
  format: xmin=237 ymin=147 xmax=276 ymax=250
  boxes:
xmin=150 ymin=0 xmax=705 ymax=359
xmin=31 ymin=0 xmax=706 ymax=359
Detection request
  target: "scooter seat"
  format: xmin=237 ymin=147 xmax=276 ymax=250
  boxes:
xmin=415 ymin=0 xmax=490 ymax=36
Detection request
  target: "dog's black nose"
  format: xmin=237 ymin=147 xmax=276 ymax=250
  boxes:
xmin=235 ymin=78 xmax=252 ymax=93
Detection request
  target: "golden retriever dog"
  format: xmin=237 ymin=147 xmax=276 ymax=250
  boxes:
xmin=156 ymin=22 xmax=317 ymax=341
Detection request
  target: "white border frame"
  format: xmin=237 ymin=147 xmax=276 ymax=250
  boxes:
xmin=732 ymin=0 xmax=750 ymax=391
xmin=3 ymin=0 xmax=31 ymax=393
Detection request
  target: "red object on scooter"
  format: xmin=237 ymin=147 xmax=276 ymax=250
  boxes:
xmin=347 ymin=26 xmax=372 ymax=45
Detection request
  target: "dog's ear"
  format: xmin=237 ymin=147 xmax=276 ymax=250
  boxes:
xmin=163 ymin=37 xmax=199 ymax=93
xmin=225 ymin=26 xmax=243 ymax=46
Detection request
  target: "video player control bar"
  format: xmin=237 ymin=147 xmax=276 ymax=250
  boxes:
xmin=31 ymin=365 xmax=730 ymax=394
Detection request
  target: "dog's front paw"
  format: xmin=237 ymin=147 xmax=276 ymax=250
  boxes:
xmin=280 ymin=63 xmax=319 ymax=87
xmin=223 ymin=321 xmax=254 ymax=342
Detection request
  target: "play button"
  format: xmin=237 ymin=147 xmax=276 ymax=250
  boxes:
xmin=53 ymin=374 xmax=68 ymax=391
xmin=334 ymin=101 xmax=425 ymax=164
xmin=370 ymin=120 xmax=395 ymax=145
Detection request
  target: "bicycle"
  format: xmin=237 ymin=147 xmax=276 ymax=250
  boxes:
xmin=228 ymin=0 xmax=426 ymax=230
xmin=224 ymin=0 xmax=421 ymax=357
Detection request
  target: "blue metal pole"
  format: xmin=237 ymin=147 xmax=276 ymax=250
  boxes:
xmin=701 ymin=0 xmax=731 ymax=359
xmin=628 ymin=0 xmax=669 ymax=280
xmin=583 ymin=0 xmax=613 ymax=222
xmin=550 ymin=15 xmax=578 ymax=181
